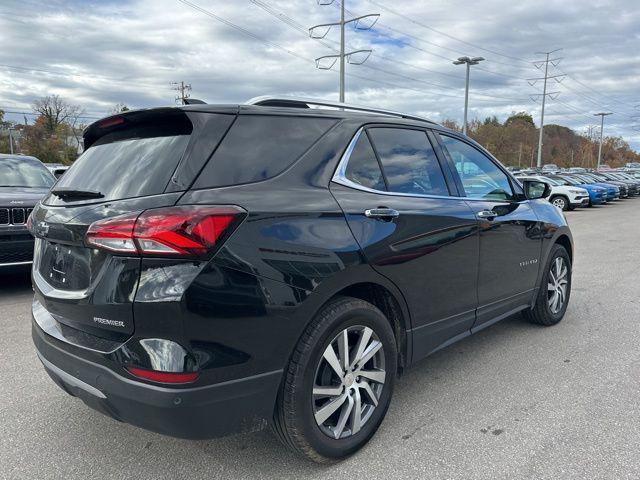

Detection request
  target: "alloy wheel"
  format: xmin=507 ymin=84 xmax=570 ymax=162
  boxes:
xmin=547 ymin=257 xmax=568 ymax=314
xmin=552 ymin=197 xmax=567 ymax=210
xmin=312 ymin=325 xmax=386 ymax=440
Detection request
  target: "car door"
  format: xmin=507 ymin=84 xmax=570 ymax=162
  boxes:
xmin=436 ymin=133 xmax=543 ymax=330
xmin=330 ymin=125 xmax=480 ymax=361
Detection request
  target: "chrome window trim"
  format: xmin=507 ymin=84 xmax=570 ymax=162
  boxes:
xmin=0 ymin=260 xmax=32 ymax=267
xmin=331 ymin=126 xmax=517 ymax=203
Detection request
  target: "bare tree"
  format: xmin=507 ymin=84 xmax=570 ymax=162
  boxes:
xmin=32 ymin=95 xmax=84 ymax=135
xmin=108 ymin=103 xmax=130 ymax=115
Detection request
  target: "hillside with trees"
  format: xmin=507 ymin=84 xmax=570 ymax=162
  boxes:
xmin=443 ymin=112 xmax=640 ymax=168
xmin=1 ymin=101 xmax=639 ymax=168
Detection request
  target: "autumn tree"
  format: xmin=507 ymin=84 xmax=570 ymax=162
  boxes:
xmin=32 ymin=95 xmax=84 ymax=135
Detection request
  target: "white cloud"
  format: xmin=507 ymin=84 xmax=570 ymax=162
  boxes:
xmin=1 ymin=0 xmax=638 ymax=148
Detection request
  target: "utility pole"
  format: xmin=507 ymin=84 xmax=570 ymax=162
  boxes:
xmin=452 ymin=56 xmax=484 ymax=136
xmin=530 ymin=48 xmax=564 ymax=168
xmin=8 ymin=126 xmax=14 ymax=154
xmin=594 ymin=112 xmax=613 ymax=169
xmin=171 ymin=81 xmax=192 ymax=105
xmin=518 ymin=142 xmax=523 ymax=168
xmin=310 ymin=1 xmax=379 ymax=103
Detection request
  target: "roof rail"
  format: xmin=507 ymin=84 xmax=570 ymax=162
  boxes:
xmin=245 ymin=96 xmax=435 ymax=124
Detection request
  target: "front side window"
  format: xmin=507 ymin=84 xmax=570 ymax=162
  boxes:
xmin=367 ymin=128 xmax=449 ymax=196
xmin=440 ymin=135 xmax=515 ymax=201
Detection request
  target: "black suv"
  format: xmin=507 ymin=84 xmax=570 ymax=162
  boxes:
xmin=0 ymin=154 xmax=55 ymax=268
xmin=30 ymin=98 xmax=573 ymax=462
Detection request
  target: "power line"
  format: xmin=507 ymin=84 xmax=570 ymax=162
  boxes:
xmin=364 ymin=0 xmax=533 ymax=67
xmin=309 ymin=0 xmax=379 ymax=102
xmin=0 ymin=108 xmax=100 ymax=120
xmin=531 ymin=48 xmax=563 ymax=167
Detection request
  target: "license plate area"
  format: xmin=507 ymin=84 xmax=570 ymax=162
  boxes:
xmin=38 ymin=240 xmax=93 ymax=291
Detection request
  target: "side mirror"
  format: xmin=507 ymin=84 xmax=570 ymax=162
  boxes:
xmin=522 ymin=180 xmax=551 ymax=200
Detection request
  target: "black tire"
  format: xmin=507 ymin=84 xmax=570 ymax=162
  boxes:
xmin=550 ymin=195 xmax=569 ymax=211
xmin=272 ymin=296 xmax=397 ymax=463
xmin=524 ymin=244 xmax=571 ymax=326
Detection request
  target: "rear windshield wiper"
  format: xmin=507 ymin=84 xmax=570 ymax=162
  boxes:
xmin=51 ymin=188 xmax=104 ymax=200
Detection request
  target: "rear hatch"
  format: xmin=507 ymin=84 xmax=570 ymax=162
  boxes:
xmin=30 ymin=108 xmax=235 ymax=342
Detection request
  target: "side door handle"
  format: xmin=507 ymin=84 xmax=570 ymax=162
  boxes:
xmin=365 ymin=208 xmax=400 ymax=219
xmin=476 ymin=209 xmax=498 ymax=220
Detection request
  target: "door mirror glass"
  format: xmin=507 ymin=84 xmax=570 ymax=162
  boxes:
xmin=523 ymin=180 xmax=551 ymax=199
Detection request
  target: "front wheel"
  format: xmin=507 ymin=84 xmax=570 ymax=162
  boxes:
xmin=550 ymin=195 xmax=569 ymax=211
xmin=524 ymin=244 xmax=571 ymax=326
xmin=272 ymin=297 xmax=397 ymax=463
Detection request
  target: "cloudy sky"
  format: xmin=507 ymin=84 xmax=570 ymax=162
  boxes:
xmin=1 ymin=0 xmax=639 ymax=149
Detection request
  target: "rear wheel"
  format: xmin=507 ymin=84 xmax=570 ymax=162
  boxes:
xmin=272 ymin=297 xmax=397 ymax=463
xmin=524 ymin=244 xmax=571 ymax=326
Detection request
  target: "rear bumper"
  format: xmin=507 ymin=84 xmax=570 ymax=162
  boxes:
xmin=32 ymin=319 xmax=282 ymax=439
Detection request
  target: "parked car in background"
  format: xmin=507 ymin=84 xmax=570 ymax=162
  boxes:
xmin=516 ymin=174 xmax=589 ymax=210
xmin=550 ymin=174 xmax=607 ymax=206
xmin=579 ymin=173 xmax=628 ymax=198
xmin=542 ymin=164 xmax=560 ymax=173
xmin=45 ymin=163 xmax=70 ymax=179
xmin=597 ymin=171 xmax=640 ymax=196
xmin=567 ymin=167 xmax=587 ymax=173
xmin=0 ymin=154 xmax=56 ymax=269
xmin=29 ymin=97 xmax=574 ymax=462
xmin=567 ymin=174 xmax=620 ymax=201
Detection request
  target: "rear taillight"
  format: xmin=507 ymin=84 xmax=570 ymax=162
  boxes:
xmin=126 ymin=366 xmax=199 ymax=384
xmin=85 ymin=205 xmax=246 ymax=257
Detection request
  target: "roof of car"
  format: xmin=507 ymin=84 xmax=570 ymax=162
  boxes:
xmin=0 ymin=153 xmax=42 ymax=163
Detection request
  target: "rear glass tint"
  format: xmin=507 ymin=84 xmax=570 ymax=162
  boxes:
xmin=52 ymin=114 xmax=192 ymax=202
xmin=193 ymin=115 xmax=336 ymax=188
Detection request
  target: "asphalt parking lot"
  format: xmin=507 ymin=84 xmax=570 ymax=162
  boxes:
xmin=1 ymin=200 xmax=639 ymax=480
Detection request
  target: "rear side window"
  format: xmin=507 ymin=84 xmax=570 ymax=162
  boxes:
xmin=194 ymin=115 xmax=337 ymax=188
xmin=53 ymin=114 xmax=192 ymax=201
xmin=344 ymin=133 xmax=386 ymax=191
xmin=368 ymin=128 xmax=449 ymax=196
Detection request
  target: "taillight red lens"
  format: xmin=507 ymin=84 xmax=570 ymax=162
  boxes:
xmin=126 ymin=366 xmax=199 ymax=384
xmin=85 ymin=205 xmax=245 ymax=257
xmin=86 ymin=212 xmax=139 ymax=253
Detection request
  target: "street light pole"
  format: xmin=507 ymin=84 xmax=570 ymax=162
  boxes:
xmin=8 ymin=127 xmax=14 ymax=154
xmin=453 ymin=56 xmax=484 ymax=136
xmin=594 ymin=112 xmax=613 ymax=169
xmin=339 ymin=1 xmax=345 ymax=103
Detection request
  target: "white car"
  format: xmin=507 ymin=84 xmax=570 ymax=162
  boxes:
xmin=517 ymin=175 xmax=590 ymax=211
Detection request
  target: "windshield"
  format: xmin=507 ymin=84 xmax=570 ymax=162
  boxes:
xmin=539 ymin=176 xmax=560 ymax=186
xmin=0 ymin=157 xmax=55 ymax=188
xmin=563 ymin=176 xmax=584 ymax=185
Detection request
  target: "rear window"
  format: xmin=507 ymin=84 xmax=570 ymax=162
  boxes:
xmin=52 ymin=115 xmax=192 ymax=202
xmin=193 ymin=115 xmax=336 ymax=188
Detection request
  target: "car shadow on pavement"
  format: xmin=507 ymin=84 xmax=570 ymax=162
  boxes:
xmin=0 ymin=268 xmax=32 ymax=300
xmin=33 ymin=313 xmax=545 ymax=477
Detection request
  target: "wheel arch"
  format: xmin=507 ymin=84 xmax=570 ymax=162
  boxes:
xmin=554 ymin=233 xmax=573 ymax=264
xmin=336 ymin=282 xmax=409 ymax=374
xmin=294 ymin=267 xmax=413 ymax=375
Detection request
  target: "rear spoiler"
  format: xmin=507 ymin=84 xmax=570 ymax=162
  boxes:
xmin=82 ymin=108 xmax=187 ymax=149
